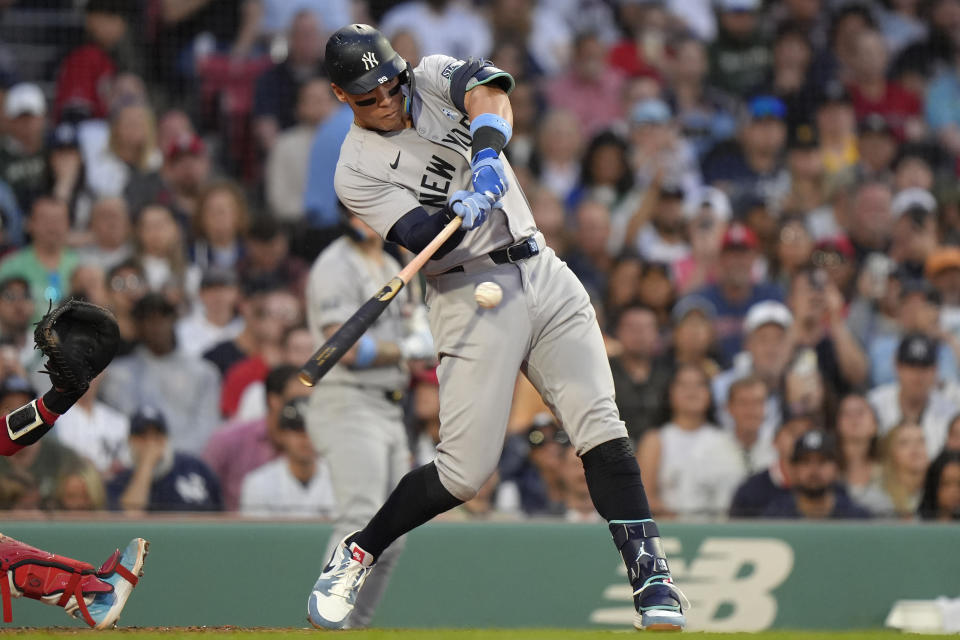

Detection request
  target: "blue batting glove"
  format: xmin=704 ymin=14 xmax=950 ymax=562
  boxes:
xmin=449 ymin=190 xmax=498 ymax=230
xmin=471 ymin=148 xmax=509 ymax=201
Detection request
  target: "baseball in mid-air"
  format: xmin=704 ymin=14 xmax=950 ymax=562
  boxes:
xmin=474 ymin=282 xmax=503 ymax=308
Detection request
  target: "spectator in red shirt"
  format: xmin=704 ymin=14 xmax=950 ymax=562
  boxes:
xmin=545 ymin=32 xmax=624 ymax=137
xmin=53 ymin=0 xmax=130 ymax=122
xmin=845 ymin=29 xmax=923 ymax=140
xmin=607 ymin=0 xmax=668 ymax=79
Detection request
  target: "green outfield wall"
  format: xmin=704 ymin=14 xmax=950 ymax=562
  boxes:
xmin=0 ymin=520 xmax=957 ymax=631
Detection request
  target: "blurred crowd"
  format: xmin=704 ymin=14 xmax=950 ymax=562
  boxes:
xmin=0 ymin=0 xmax=958 ymax=523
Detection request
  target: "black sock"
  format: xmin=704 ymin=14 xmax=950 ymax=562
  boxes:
xmin=352 ymin=462 xmax=463 ymax=558
xmin=581 ymin=437 xmax=652 ymax=520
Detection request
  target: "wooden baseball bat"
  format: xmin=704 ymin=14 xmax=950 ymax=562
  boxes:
xmin=299 ymin=216 xmax=463 ymax=386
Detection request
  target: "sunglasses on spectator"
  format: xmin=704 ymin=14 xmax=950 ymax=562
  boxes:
xmin=353 ymin=82 xmax=402 ymax=107
xmin=111 ymin=275 xmax=145 ymax=292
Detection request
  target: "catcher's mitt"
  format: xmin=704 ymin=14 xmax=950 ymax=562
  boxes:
xmin=34 ymin=299 xmax=120 ymax=397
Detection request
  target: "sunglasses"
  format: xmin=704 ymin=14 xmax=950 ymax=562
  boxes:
xmin=354 ymin=82 xmax=402 ymax=107
xmin=111 ymin=275 xmax=145 ymax=292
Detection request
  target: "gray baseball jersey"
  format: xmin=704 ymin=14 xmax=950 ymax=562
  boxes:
xmin=332 ymin=54 xmax=629 ymax=502
xmin=334 ymin=55 xmax=538 ymax=276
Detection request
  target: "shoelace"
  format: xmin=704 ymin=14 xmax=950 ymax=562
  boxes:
xmin=327 ymin=554 xmax=370 ymax=600
xmin=633 ymin=578 xmax=692 ymax=612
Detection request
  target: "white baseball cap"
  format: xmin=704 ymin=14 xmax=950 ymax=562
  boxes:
xmin=744 ymin=300 xmax=793 ymax=334
xmin=685 ymin=186 xmax=732 ymax=222
xmin=4 ymin=83 xmax=46 ymax=118
xmin=891 ymin=187 xmax=937 ymax=218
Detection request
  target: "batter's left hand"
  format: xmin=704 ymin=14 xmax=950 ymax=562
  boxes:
xmin=450 ymin=190 xmax=501 ymax=230
xmin=471 ymin=148 xmax=509 ymax=201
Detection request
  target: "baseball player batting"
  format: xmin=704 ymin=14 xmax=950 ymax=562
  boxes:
xmin=307 ymin=24 xmax=689 ymax=632
xmin=0 ymin=299 xmax=147 ymax=629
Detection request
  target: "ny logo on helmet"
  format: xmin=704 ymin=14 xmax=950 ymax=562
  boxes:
xmin=361 ymin=51 xmax=378 ymax=71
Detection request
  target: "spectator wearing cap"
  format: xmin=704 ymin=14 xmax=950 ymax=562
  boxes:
xmin=877 ymin=420 xmax=929 ymax=518
xmin=867 ymin=278 xmax=959 ymax=386
xmin=100 ymin=293 xmax=221 ymax=455
xmin=845 ymin=29 xmax=923 ymax=140
xmin=626 ymin=98 xmax=700 ymax=196
xmin=726 ymin=375 xmax=778 ymax=473
xmin=52 ymin=0 xmax=129 ymax=122
xmin=266 ymin=78 xmax=336 ymax=224
xmin=545 ymin=32 xmax=625 ymax=137
xmin=54 ymin=372 xmax=129 ymax=478
xmin=786 ymin=265 xmax=869 ymax=394
xmin=713 ymin=300 xmax=794 ymax=436
xmin=762 ymin=430 xmax=871 ymax=518
xmin=0 ymin=197 xmax=78 ymax=323
xmin=662 ymin=294 xmax=721 ymax=378
xmin=814 ymin=81 xmax=858 ymax=178
xmin=44 ymin=121 xmax=85 ymax=237
xmin=0 ymin=83 xmax=48 ymax=212
xmin=868 ymin=332 xmax=959 ymax=459
xmin=672 ymin=186 xmax=731 ymax=295
xmin=778 ymin=123 xmax=828 ymax=218
xmin=252 ymin=11 xmax=324 ymax=152
xmin=133 ymin=203 xmax=198 ymax=304
xmin=608 ymin=303 xmax=671 ymax=443
xmin=85 ymin=100 xmax=162 ymax=201
xmin=855 ymin=113 xmax=897 ymax=180
xmin=76 ymin=196 xmax=132 ymax=272
xmin=889 ymin=188 xmax=939 ymax=278
xmin=108 ymin=405 xmax=222 ymax=512
xmin=701 ymin=96 xmax=789 ymax=211
xmin=0 ymin=375 xmax=84 ymax=509
xmin=237 ymin=216 xmax=309 ymax=299
xmin=729 ymin=410 xmax=817 ymax=517
xmin=126 ymin=132 xmax=211 ymax=232
xmin=927 ymin=247 xmax=960 ymax=340
xmin=707 ymin=0 xmax=771 ymax=97
xmin=686 ymin=222 xmax=784 ymax=366
xmin=662 ymin=37 xmax=738 ymax=161
xmin=204 ymin=365 xmax=310 ymax=511
xmin=637 ymin=363 xmax=746 ymax=516
xmin=629 ymin=181 xmax=690 ymax=266
xmin=175 ymin=267 xmax=243 ymax=358
xmin=240 ymin=396 xmax=335 ymax=518
xmin=203 ymin=277 xmax=301 ymax=377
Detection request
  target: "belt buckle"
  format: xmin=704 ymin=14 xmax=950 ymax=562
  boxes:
xmin=506 ymin=237 xmax=539 ymax=263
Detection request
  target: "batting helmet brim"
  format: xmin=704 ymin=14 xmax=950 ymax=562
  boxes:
xmin=337 ymin=54 xmax=408 ymax=95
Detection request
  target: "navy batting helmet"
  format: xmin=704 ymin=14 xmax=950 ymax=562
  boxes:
xmin=325 ymin=24 xmax=409 ymax=95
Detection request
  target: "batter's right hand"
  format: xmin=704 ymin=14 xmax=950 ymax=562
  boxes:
xmin=449 ymin=190 xmax=500 ymax=230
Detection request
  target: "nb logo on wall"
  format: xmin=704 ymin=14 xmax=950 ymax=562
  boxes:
xmin=591 ymin=538 xmax=794 ymax=631
xmin=361 ymin=51 xmax=378 ymax=71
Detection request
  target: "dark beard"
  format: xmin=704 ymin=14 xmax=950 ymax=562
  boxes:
xmin=796 ymin=485 xmax=830 ymax=499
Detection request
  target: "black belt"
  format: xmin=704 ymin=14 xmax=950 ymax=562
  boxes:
xmin=442 ymin=236 xmax=540 ymax=274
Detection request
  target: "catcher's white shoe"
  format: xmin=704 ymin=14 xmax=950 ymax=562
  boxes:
xmin=307 ymin=534 xmax=374 ymax=630
xmin=77 ymin=538 xmax=149 ymax=629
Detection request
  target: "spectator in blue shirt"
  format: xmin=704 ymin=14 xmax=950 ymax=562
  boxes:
xmin=688 ymin=222 xmax=783 ymax=366
xmin=107 ymin=406 xmax=222 ymax=512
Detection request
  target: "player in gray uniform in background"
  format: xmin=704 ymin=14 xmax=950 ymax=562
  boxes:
xmin=307 ymin=24 xmax=689 ymax=632
xmin=305 ymin=213 xmax=433 ymax=628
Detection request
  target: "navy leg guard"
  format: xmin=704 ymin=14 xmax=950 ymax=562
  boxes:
xmin=609 ymin=520 xmax=688 ymax=630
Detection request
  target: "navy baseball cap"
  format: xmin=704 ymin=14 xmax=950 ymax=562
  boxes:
xmin=672 ymin=295 xmax=717 ymax=324
xmin=748 ymin=96 xmax=786 ymax=120
xmin=130 ymin=405 xmax=167 ymax=435
xmin=897 ymin=333 xmax=938 ymax=367
xmin=791 ymin=429 xmax=838 ymax=462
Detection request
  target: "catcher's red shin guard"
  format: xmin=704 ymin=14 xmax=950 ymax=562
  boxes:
xmin=0 ymin=534 xmax=112 ymax=627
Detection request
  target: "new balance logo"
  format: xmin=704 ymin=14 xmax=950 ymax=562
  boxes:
xmin=361 ymin=52 xmax=378 ymax=71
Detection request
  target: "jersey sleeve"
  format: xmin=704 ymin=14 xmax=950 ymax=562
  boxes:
xmin=416 ymin=55 xmax=515 ymax=115
xmin=334 ymin=166 xmax=422 ymax=240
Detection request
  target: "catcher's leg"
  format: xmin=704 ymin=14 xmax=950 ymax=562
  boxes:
xmin=0 ymin=534 xmax=148 ymax=629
